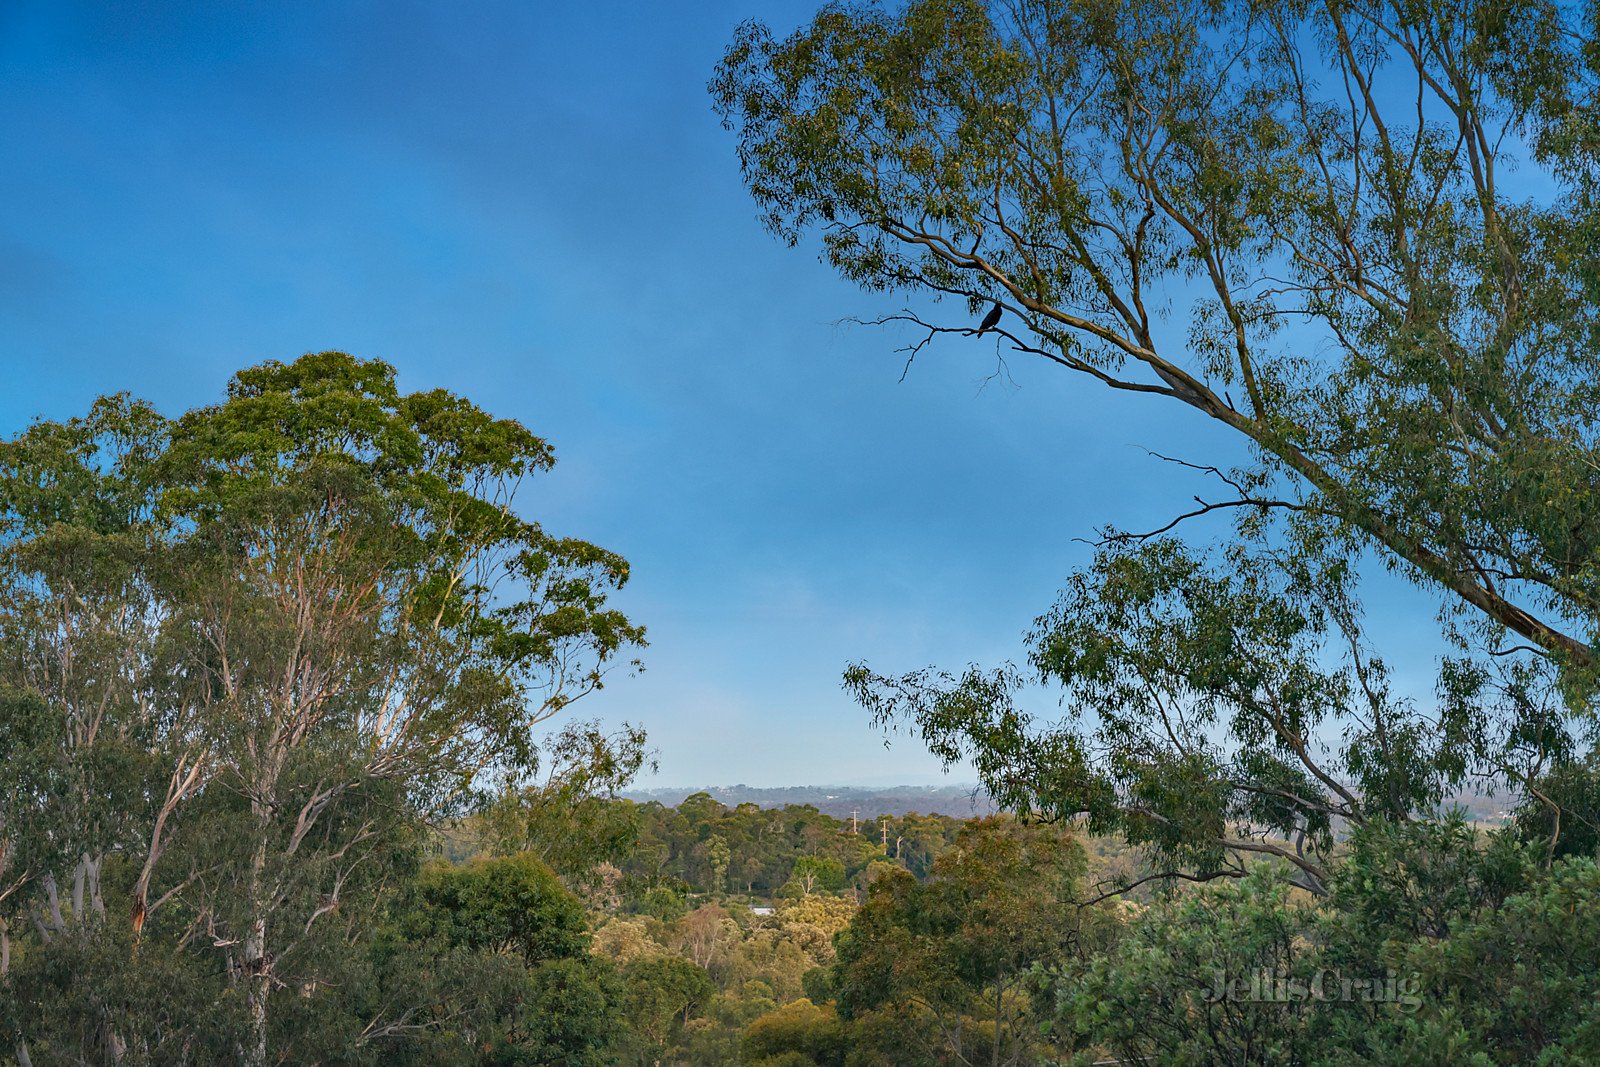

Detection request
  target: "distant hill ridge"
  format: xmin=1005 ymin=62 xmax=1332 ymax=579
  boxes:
xmin=620 ymin=783 xmax=999 ymax=820
xmin=620 ymin=782 xmax=1515 ymax=825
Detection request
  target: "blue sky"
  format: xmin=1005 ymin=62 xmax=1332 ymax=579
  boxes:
xmin=0 ymin=0 xmax=1446 ymax=786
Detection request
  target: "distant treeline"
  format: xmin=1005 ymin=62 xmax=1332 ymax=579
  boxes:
xmin=621 ymin=784 xmax=998 ymax=820
xmin=448 ymin=791 xmax=1105 ymax=1066
xmin=456 ymin=791 xmax=995 ymax=906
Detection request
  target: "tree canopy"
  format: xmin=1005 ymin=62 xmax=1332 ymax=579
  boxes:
xmin=718 ymin=0 xmax=1600 ymax=895
xmin=0 ymin=353 xmax=644 ymax=1065
xmin=715 ymin=0 xmax=1600 ymax=675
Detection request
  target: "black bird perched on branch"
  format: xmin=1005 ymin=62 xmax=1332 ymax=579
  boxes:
xmin=976 ymin=301 xmax=1002 ymax=334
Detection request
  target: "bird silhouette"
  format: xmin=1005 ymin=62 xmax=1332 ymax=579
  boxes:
xmin=977 ymin=302 xmax=1002 ymax=334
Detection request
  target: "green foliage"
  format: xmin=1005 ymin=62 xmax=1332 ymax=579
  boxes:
xmin=1326 ymin=814 xmax=1536 ymax=946
xmin=715 ymin=0 xmax=1600 ymax=686
xmin=405 ymin=853 xmax=589 ymax=965
xmin=784 ymin=856 xmax=846 ymax=896
xmin=513 ymin=957 xmax=628 ymax=1067
xmin=621 ymin=954 xmax=718 ymax=1065
xmin=1063 ymin=820 xmax=1600 ymax=1065
xmin=846 ymin=538 xmax=1538 ymax=895
xmin=557 ymin=796 xmax=1048 ymax=1065
xmin=0 ymin=923 xmax=239 ymax=1066
xmin=832 ymin=817 xmax=1098 ymax=1066
xmin=611 ymin=797 xmax=967 ymax=906
xmin=705 ymin=834 xmax=733 ymax=897
xmin=1062 ymin=868 xmax=1323 ymax=1065
xmin=1390 ymin=859 xmax=1600 ymax=1063
xmin=641 ymin=885 xmax=690 ymax=922
xmin=741 ymin=999 xmax=846 ymax=1066
xmin=474 ymin=719 xmax=654 ymax=884
xmin=0 ymin=354 xmax=644 ymax=1064
xmin=716 ymin=29 xmax=1600 ymax=1067
xmin=1513 ymin=754 xmax=1600 ymax=862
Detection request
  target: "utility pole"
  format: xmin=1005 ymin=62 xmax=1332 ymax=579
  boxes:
xmin=850 ymin=809 xmax=859 ymax=834
xmin=880 ymin=816 xmax=890 ymax=850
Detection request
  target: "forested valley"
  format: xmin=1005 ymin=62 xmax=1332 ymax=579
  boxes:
xmin=4 ymin=353 xmax=1600 ymax=1066
xmin=11 ymin=0 xmax=1600 ymax=1063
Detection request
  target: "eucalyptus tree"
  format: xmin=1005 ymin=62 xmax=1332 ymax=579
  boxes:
xmin=716 ymin=0 xmax=1600 ymax=882
xmin=0 ymin=353 xmax=644 ymax=1065
xmin=848 ymin=539 xmax=1580 ymax=894
xmin=475 ymin=717 xmax=654 ymax=884
xmin=831 ymin=818 xmax=1105 ymax=1067
xmin=715 ymin=0 xmax=1600 ymax=670
xmin=0 ymin=394 xmax=186 ymax=1065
